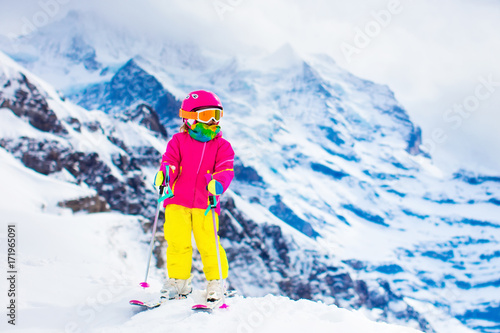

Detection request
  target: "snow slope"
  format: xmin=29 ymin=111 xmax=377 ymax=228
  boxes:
xmin=109 ymin=295 xmax=423 ymax=333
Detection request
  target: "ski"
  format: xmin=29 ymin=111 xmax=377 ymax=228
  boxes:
xmin=129 ymin=293 xmax=190 ymax=310
xmin=130 ymin=290 xmax=236 ymax=311
xmin=191 ymin=299 xmax=228 ymax=313
xmin=191 ymin=290 xmax=236 ymax=313
xmin=129 ymin=299 xmax=164 ymax=309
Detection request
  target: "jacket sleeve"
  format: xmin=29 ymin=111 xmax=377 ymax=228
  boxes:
xmin=161 ymin=135 xmax=180 ymax=183
xmin=212 ymin=139 xmax=235 ymax=193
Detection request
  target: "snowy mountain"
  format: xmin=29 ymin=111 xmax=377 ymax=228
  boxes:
xmin=1 ymin=10 xmax=500 ymax=333
xmin=0 ymin=50 xmax=166 ymax=218
xmin=0 ymin=114 xmax=423 ymax=333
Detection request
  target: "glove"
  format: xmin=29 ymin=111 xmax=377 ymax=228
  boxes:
xmin=207 ymin=179 xmax=224 ymax=195
xmin=154 ymin=170 xmax=164 ymax=187
xmin=154 ymin=163 xmax=169 ymax=187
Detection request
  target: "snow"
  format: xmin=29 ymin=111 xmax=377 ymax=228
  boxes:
xmin=0 ymin=108 xmax=62 ymax=143
xmin=0 ymin=147 xmax=95 ymax=212
xmin=101 ymin=295 xmax=422 ymax=333
xmin=0 ymin=147 xmax=421 ymax=333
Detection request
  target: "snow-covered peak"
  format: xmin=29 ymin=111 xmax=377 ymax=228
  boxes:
xmin=19 ymin=10 xmax=141 ymax=62
xmin=0 ymin=50 xmax=64 ymax=103
xmin=256 ymin=43 xmax=304 ymax=71
xmin=0 ymin=50 xmax=24 ymax=76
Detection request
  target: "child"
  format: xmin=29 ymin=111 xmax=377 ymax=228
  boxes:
xmin=157 ymin=90 xmax=234 ymax=302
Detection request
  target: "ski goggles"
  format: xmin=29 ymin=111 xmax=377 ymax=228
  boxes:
xmin=179 ymin=108 xmax=223 ymax=123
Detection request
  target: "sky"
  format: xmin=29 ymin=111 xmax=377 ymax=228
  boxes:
xmin=0 ymin=0 xmax=499 ymax=173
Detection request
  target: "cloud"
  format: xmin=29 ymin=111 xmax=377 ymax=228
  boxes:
xmin=1 ymin=0 xmax=499 ymax=172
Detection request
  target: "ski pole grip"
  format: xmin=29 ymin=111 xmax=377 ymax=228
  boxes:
xmin=204 ymin=196 xmax=216 ymax=216
xmin=159 ymin=185 xmax=165 ymax=195
xmin=209 ymin=195 xmax=216 ymax=207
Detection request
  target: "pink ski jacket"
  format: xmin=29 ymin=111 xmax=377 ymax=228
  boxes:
xmin=161 ymin=131 xmax=234 ymax=214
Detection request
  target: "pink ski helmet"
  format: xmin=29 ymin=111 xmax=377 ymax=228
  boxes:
xmin=181 ymin=90 xmax=223 ymax=112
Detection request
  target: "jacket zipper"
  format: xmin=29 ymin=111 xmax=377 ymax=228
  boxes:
xmin=196 ymin=142 xmax=207 ymax=174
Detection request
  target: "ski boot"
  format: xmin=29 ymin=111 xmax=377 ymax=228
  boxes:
xmin=206 ymin=279 xmax=225 ymax=302
xmin=160 ymin=277 xmax=192 ymax=300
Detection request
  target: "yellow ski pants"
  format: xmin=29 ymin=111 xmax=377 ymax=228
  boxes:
xmin=164 ymin=204 xmax=228 ymax=280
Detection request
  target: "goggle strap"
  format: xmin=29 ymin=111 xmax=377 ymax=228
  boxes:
xmin=179 ymin=109 xmax=198 ymax=120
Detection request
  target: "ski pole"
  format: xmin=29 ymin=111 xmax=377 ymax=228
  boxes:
xmin=140 ymin=185 xmax=165 ymax=289
xmin=208 ymin=195 xmax=226 ymax=305
xmin=140 ymin=166 xmax=174 ymax=288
